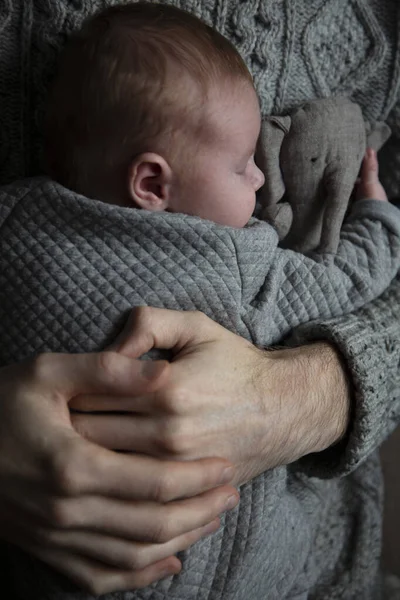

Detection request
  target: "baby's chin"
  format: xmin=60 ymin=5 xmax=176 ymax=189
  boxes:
xmin=211 ymin=209 xmax=255 ymax=229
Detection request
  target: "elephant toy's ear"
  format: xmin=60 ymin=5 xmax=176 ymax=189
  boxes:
xmin=365 ymin=120 xmax=391 ymax=151
xmin=255 ymin=114 xmax=292 ymax=223
xmin=256 ymin=115 xmax=292 ymax=238
xmin=267 ymin=115 xmax=292 ymax=135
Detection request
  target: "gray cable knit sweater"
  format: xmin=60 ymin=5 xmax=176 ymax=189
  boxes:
xmin=1 ymin=1 xmax=400 ymax=600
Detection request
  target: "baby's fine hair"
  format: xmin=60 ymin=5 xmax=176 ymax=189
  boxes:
xmin=45 ymin=1 xmax=253 ymax=198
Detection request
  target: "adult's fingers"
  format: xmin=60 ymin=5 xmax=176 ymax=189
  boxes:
xmin=70 ymin=412 xmax=158 ymax=452
xmin=50 ymin=438 xmax=235 ymax=501
xmin=70 ymin=411 xmax=197 ymax=456
xmin=21 ymin=351 xmax=170 ymax=406
xmin=1 ymin=502 xmax=183 ymax=594
xmin=31 ymin=546 xmax=182 ymax=596
xmin=32 ymin=518 xmax=220 ymax=571
xmin=32 ymin=486 xmax=237 ymax=544
xmin=70 ymin=392 xmax=156 ymax=412
xmin=110 ymin=306 xmax=222 ymax=358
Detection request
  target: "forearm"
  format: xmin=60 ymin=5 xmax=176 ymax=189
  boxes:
xmin=255 ymin=342 xmax=351 ymax=469
xmin=290 ymin=274 xmax=400 ymax=477
xmin=78 ymin=300 xmax=399 ymax=487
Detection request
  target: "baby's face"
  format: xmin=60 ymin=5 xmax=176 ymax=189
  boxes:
xmin=170 ymin=82 xmax=264 ymax=228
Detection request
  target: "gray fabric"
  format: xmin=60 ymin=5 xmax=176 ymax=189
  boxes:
xmin=0 ymin=177 xmax=400 ymax=600
xmin=1 ymin=179 xmax=399 ymax=362
xmin=1 ymin=1 xmax=400 ymax=195
xmin=291 ymin=274 xmax=400 ymax=599
xmin=1 ymin=1 xmax=400 ymax=599
xmin=257 ymin=97 xmax=391 ymax=254
xmin=293 ymin=273 xmax=400 ymax=480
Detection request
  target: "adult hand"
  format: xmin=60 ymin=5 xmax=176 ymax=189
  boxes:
xmin=71 ymin=307 xmax=351 ymax=486
xmin=0 ymin=352 xmax=238 ymax=596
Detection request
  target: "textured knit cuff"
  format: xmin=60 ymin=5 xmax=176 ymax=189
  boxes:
xmin=289 ymin=274 xmax=400 ymax=479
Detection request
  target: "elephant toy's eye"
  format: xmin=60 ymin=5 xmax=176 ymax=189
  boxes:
xmin=311 ymin=157 xmax=318 ymax=163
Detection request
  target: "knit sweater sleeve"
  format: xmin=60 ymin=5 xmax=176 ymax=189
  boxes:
xmin=241 ymin=200 xmax=400 ymax=345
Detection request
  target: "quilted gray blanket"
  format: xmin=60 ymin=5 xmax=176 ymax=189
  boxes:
xmin=0 ymin=177 xmax=400 ymax=600
xmin=2 ymin=1 xmax=400 ymax=599
xmin=0 ymin=178 xmax=400 ymax=366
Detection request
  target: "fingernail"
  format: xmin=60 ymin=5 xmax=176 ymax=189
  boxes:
xmin=220 ymin=466 xmax=235 ymax=484
xmin=161 ymin=565 xmax=181 ymax=579
xmin=224 ymin=494 xmax=239 ymax=511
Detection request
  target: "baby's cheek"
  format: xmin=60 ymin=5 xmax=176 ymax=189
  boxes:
xmin=240 ymin=190 xmax=256 ymax=224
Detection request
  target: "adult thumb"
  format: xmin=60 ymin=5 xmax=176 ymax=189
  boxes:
xmin=108 ymin=306 xmax=212 ymax=359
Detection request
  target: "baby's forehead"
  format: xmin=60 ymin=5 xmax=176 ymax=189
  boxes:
xmin=203 ymin=83 xmax=261 ymax=140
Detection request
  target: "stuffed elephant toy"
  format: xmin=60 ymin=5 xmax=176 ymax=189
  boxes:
xmin=256 ymin=97 xmax=391 ymax=253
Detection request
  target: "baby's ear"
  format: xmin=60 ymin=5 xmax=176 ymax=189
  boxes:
xmin=127 ymin=153 xmax=173 ymax=211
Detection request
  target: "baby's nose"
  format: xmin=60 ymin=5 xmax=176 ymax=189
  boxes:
xmin=254 ymin=166 xmax=265 ymax=191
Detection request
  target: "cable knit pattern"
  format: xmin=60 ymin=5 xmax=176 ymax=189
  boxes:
xmin=2 ymin=1 xmax=400 ymax=184
xmin=1 ymin=2 xmax=400 ymax=599
xmin=303 ymin=1 xmax=386 ymax=98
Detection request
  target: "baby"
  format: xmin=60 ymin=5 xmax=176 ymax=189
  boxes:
xmin=0 ymin=0 xmax=398 ymax=364
xmin=45 ymin=2 xmax=385 ymax=225
xmin=1 ymin=3 xmax=400 ymax=598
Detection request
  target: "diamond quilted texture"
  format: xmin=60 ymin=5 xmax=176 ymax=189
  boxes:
xmin=1 ymin=179 xmax=400 ymax=599
xmin=0 ymin=179 xmax=254 ymax=365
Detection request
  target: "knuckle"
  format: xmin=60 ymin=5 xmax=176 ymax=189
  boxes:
xmin=122 ymin=549 xmax=144 ymax=571
xmin=97 ymin=351 xmax=119 ymax=381
xmin=151 ymin=467 xmax=176 ymax=503
xmin=154 ymin=389 xmax=193 ymax=456
xmin=48 ymin=445 xmax=82 ymax=497
xmin=149 ymin=512 xmax=173 ymax=544
xmin=28 ymin=353 xmax=54 ymax=385
xmin=44 ymin=498 xmax=74 ymax=529
xmin=134 ymin=305 xmax=154 ymax=330
xmin=28 ymin=354 xmax=71 ymax=407
xmin=80 ymin=575 xmax=107 ymax=597
xmin=155 ymin=421 xmax=188 ymax=457
xmin=70 ymin=414 xmax=91 ymax=442
xmin=30 ymin=352 xmax=52 ymax=374
xmin=158 ymin=387 xmax=188 ymax=416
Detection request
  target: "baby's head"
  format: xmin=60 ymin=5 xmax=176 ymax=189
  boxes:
xmin=46 ymin=2 xmax=264 ymax=227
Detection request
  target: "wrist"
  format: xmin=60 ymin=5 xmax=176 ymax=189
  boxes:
xmin=258 ymin=342 xmax=351 ymax=465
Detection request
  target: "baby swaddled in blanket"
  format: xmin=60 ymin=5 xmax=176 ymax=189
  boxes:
xmin=1 ymin=3 xmax=400 ymax=599
xmin=1 ymin=1 xmax=399 ymax=361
